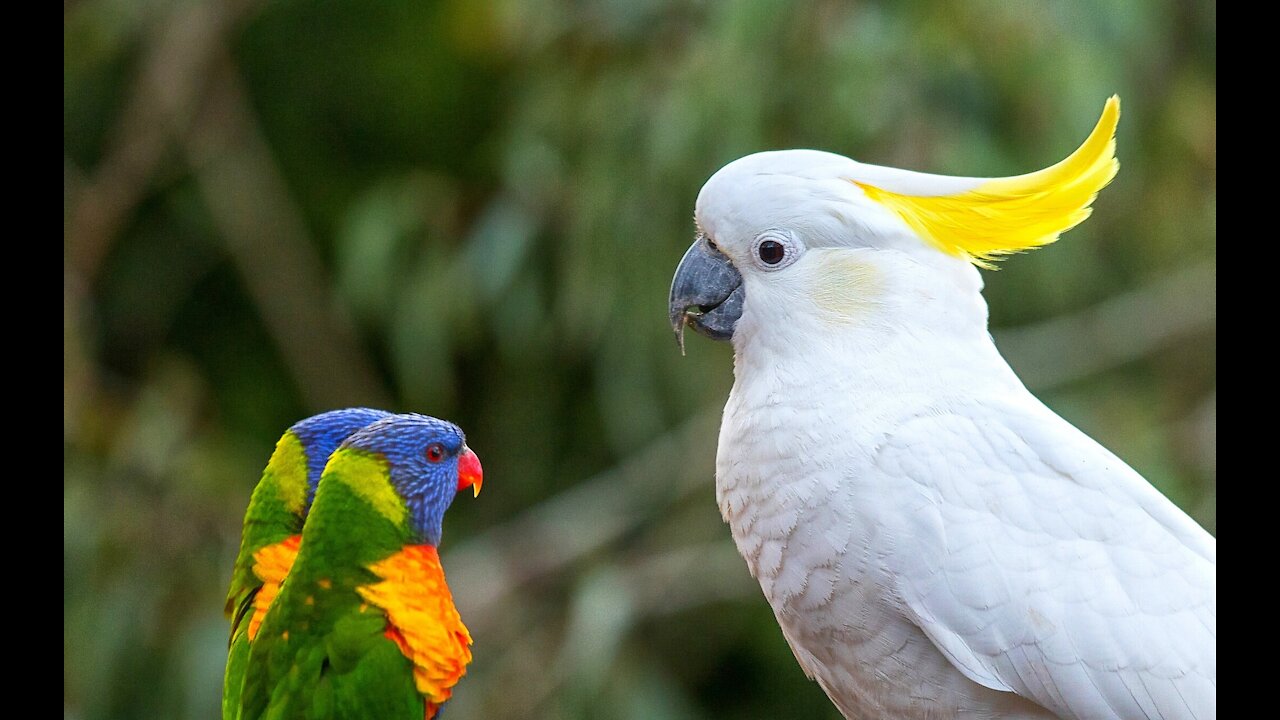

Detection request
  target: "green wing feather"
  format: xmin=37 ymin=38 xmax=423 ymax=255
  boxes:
xmin=224 ymin=430 xmax=311 ymax=720
xmin=224 ymin=410 xmax=393 ymax=719
xmin=239 ymin=453 xmax=423 ymax=720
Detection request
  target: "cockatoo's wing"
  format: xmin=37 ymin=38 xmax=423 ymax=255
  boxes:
xmin=875 ymin=396 xmax=1215 ymax=720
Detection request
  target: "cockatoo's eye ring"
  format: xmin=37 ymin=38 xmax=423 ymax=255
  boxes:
xmin=751 ymin=229 xmax=801 ymax=271
xmin=426 ymin=443 xmax=445 ymax=462
xmin=758 ymin=240 xmax=784 ymax=264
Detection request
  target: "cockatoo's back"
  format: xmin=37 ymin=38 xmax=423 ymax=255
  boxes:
xmin=879 ymin=396 xmax=1214 ymax=719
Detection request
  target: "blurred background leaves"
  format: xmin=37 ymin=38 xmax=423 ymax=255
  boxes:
xmin=64 ymin=1 xmax=1215 ymax=718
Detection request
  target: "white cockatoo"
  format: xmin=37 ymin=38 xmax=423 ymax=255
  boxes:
xmin=668 ymin=97 xmax=1214 ymax=720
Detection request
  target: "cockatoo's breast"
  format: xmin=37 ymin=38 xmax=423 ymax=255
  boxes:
xmin=715 ymin=328 xmax=1053 ymax=719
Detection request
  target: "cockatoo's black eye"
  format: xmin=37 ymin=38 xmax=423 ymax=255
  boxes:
xmin=426 ymin=443 xmax=445 ymax=462
xmin=758 ymin=240 xmax=785 ymax=265
xmin=750 ymin=229 xmax=801 ymax=270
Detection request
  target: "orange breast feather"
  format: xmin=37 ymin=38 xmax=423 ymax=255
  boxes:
xmin=356 ymin=545 xmax=473 ymax=711
xmin=247 ymin=534 xmax=303 ymax=640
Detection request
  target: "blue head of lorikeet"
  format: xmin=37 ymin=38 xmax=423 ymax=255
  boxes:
xmin=293 ymin=408 xmax=397 ymax=509
xmin=341 ymin=413 xmax=483 ymax=546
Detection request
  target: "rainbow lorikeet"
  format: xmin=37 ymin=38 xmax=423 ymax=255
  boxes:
xmin=237 ymin=413 xmax=483 ymax=720
xmin=223 ymin=408 xmax=392 ymax=720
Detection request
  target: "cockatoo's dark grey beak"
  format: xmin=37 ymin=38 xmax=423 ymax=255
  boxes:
xmin=669 ymin=237 xmax=744 ymax=353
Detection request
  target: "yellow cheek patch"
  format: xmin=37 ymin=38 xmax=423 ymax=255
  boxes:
xmin=357 ymin=545 xmax=473 ymax=706
xmin=853 ymin=96 xmax=1120 ymax=269
xmin=247 ymin=534 xmax=303 ymax=641
xmin=324 ymin=450 xmax=406 ymax=528
xmin=806 ymin=251 xmax=884 ymax=323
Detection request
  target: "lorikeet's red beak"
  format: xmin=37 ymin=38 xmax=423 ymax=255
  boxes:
xmin=457 ymin=446 xmax=483 ymax=497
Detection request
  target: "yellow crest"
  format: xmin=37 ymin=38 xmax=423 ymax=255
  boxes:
xmin=853 ymin=96 xmax=1120 ymax=268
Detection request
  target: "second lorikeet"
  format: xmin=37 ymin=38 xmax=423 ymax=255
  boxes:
xmin=238 ymin=412 xmax=483 ymax=720
xmin=223 ymin=407 xmax=392 ymax=720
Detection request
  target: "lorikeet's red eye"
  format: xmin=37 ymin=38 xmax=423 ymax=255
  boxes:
xmin=426 ymin=443 xmax=445 ymax=462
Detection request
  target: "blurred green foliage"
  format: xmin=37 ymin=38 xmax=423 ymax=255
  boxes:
xmin=65 ymin=1 xmax=1214 ymax=718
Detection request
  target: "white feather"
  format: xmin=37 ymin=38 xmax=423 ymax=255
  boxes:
xmin=699 ymin=150 xmax=1215 ymax=720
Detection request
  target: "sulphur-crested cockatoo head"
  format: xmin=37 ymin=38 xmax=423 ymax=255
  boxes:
xmin=669 ymin=97 xmax=1119 ymax=351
